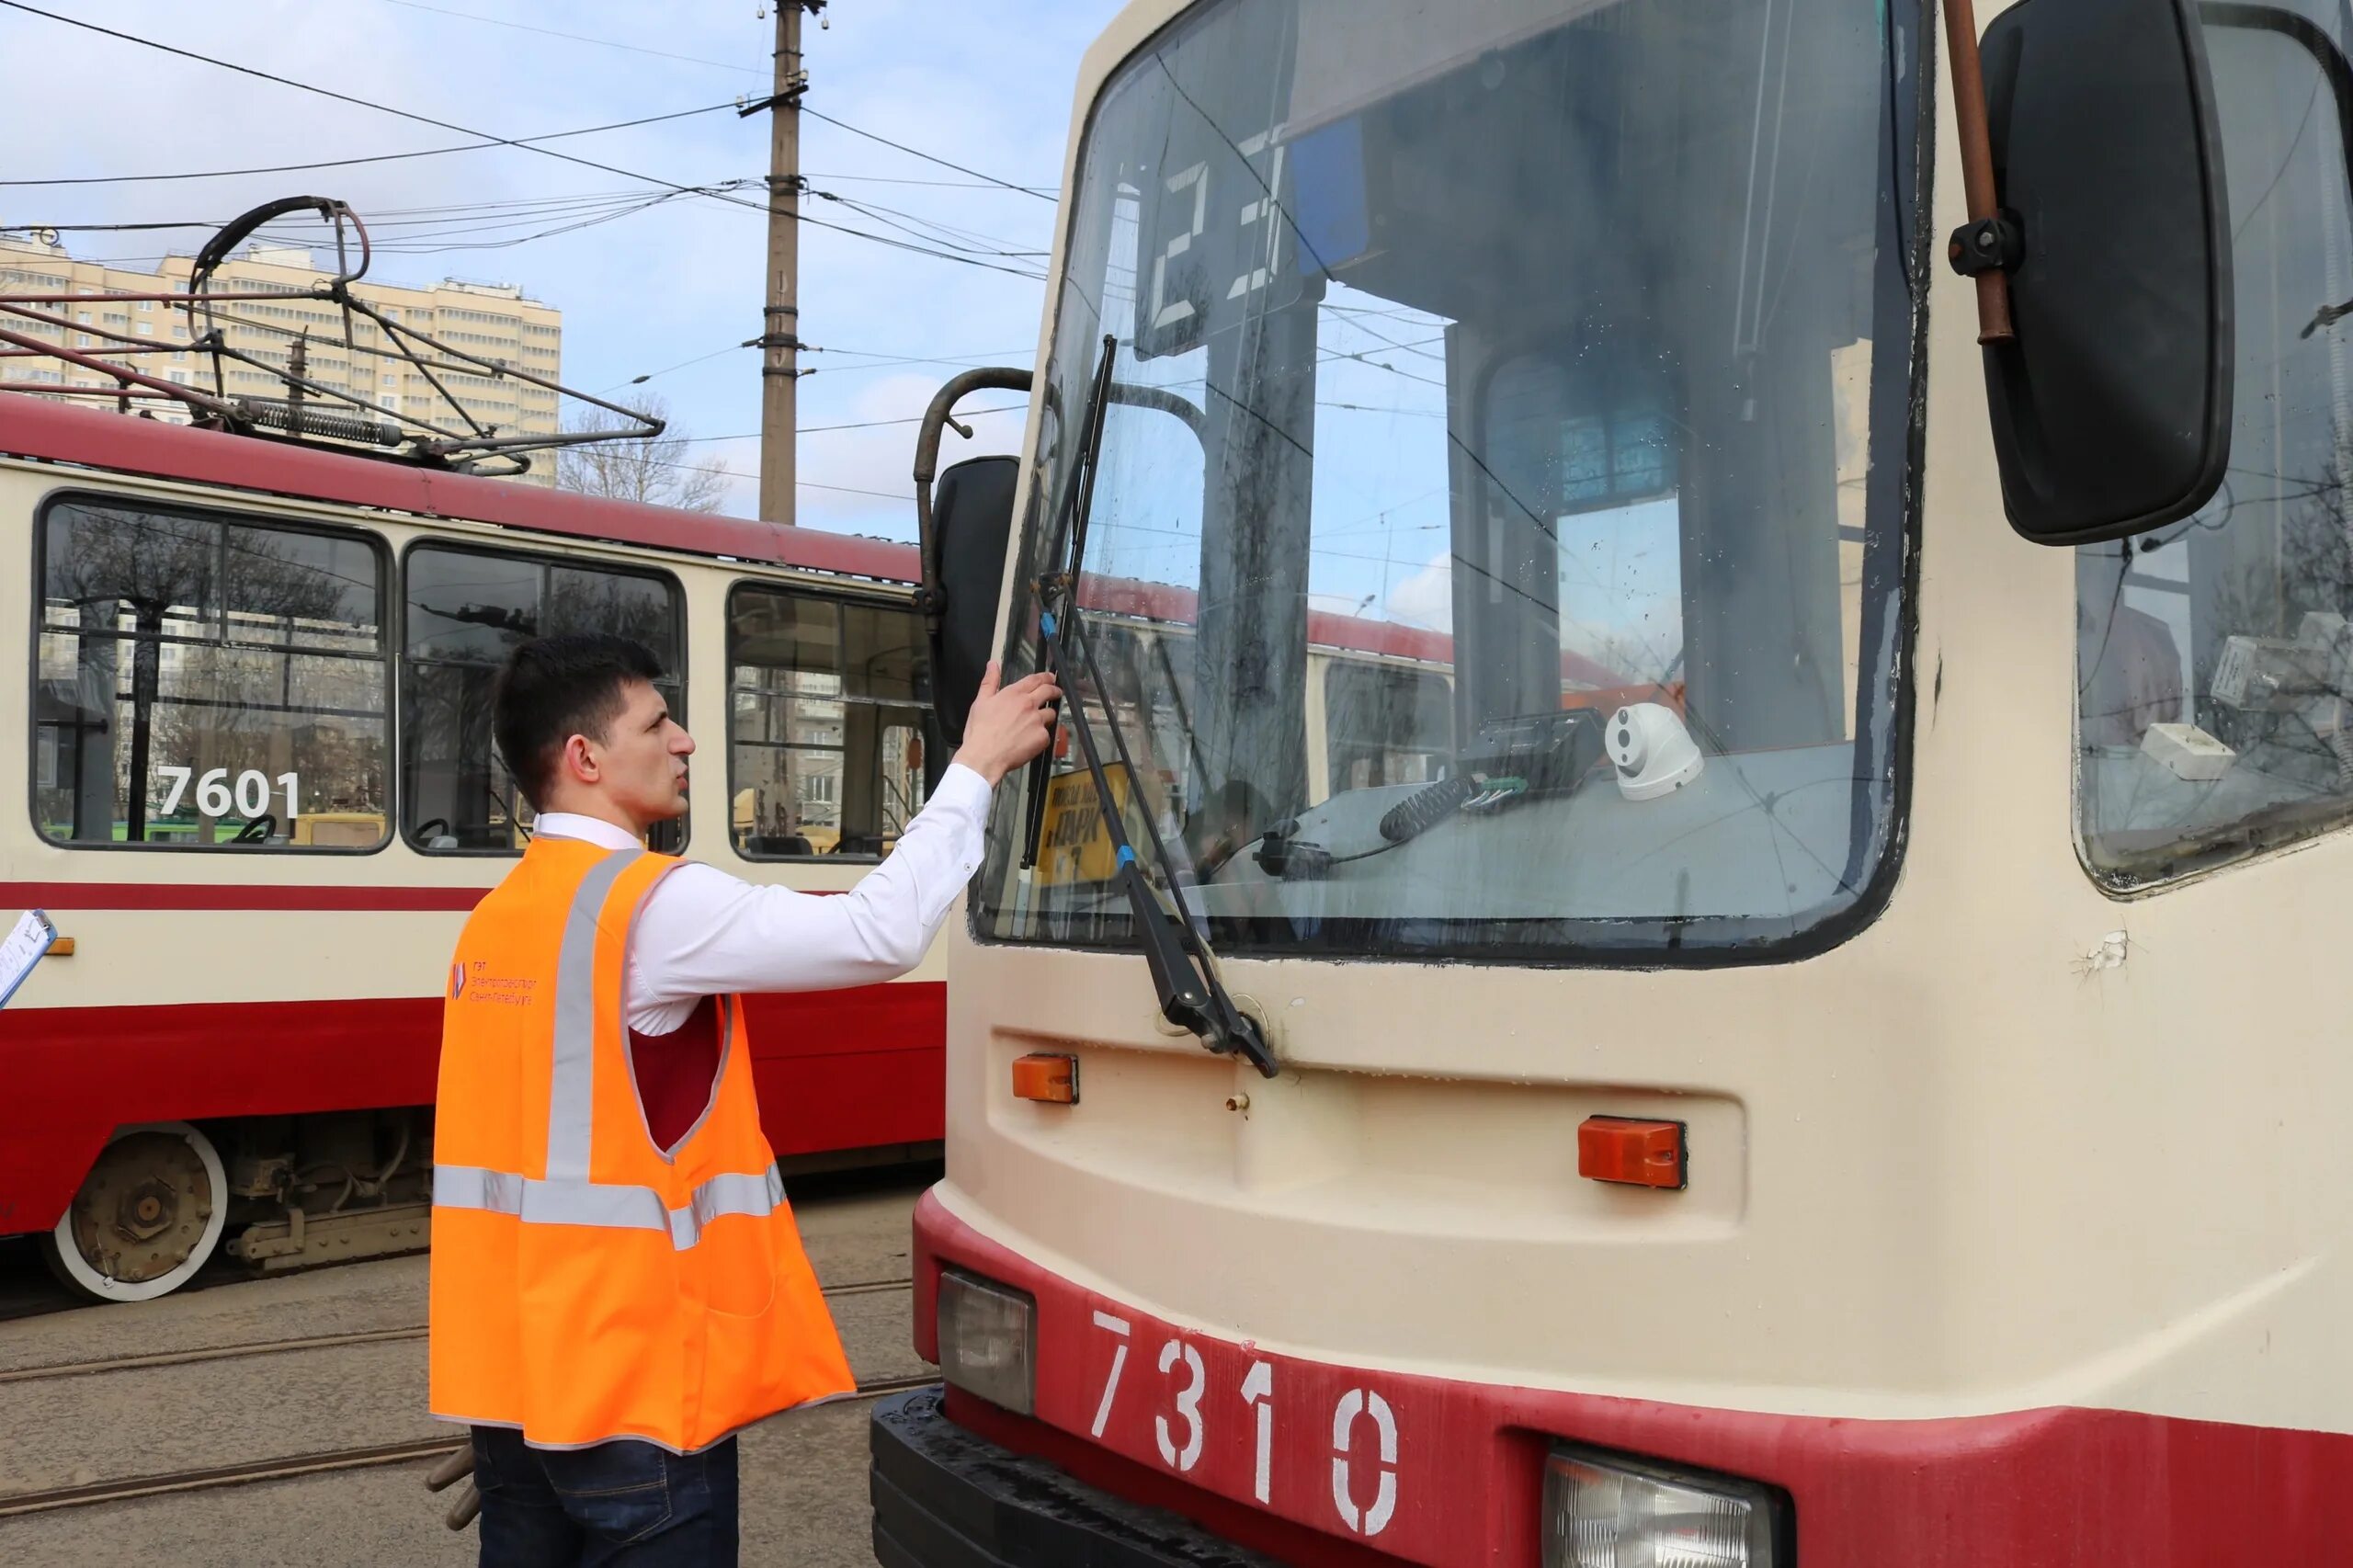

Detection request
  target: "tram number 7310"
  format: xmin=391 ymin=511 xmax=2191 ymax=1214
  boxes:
xmin=1086 ymin=1310 xmax=1400 ymax=1537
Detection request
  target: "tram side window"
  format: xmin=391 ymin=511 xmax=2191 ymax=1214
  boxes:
xmin=2076 ymin=12 xmax=2353 ymax=886
xmin=728 ymin=585 xmax=931 ymax=859
xmin=403 ymin=545 xmax=686 ymax=854
xmin=1324 ymin=662 xmax=1452 ymax=795
xmin=34 ymin=498 xmax=390 ymax=850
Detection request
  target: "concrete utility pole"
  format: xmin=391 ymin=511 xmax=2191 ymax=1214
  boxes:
xmin=756 ymin=2 xmax=822 ymax=525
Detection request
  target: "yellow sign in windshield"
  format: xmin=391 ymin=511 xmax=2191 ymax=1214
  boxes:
xmin=1037 ymin=764 xmax=1140 ymax=886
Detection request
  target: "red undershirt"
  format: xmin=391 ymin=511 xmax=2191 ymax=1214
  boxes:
xmin=628 ymin=994 xmax=722 ymax=1153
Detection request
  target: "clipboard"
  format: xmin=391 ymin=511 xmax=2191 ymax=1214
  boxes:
xmin=0 ymin=909 xmax=58 ymax=1008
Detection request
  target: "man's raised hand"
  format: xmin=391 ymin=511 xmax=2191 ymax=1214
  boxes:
xmin=953 ymin=662 xmax=1062 ymax=785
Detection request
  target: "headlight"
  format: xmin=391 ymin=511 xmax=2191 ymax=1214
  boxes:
xmin=936 ymin=1269 xmax=1034 ymax=1415
xmin=1542 ymin=1443 xmax=1787 ymax=1568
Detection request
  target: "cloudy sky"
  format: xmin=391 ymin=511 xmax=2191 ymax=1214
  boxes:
xmin=0 ymin=0 xmax=1129 ymax=539
xmin=0 ymin=0 xmax=1694 ymax=676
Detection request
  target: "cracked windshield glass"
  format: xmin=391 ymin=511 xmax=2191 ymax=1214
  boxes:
xmin=980 ymin=0 xmax=1918 ymax=960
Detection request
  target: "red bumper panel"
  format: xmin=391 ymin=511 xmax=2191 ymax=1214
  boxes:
xmin=915 ymin=1190 xmax=2348 ymax=1568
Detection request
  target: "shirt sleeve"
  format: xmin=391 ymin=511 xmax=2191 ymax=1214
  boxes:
xmin=629 ymin=762 xmax=995 ymax=1006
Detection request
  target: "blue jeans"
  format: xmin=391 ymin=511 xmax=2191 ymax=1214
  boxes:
xmin=471 ymin=1426 xmax=740 ymax=1568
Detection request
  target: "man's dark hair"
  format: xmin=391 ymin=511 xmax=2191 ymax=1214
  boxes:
xmin=492 ymin=632 xmax=665 ymax=809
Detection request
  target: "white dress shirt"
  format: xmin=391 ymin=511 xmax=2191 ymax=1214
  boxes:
xmin=532 ymin=762 xmax=993 ymax=1037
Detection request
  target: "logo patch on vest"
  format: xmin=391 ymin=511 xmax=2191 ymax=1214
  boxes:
xmin=452 ymin=960 xmax=538 ymax=1007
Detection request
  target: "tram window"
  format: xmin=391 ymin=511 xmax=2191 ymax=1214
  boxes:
xmin=728 ymin=585 xmax=932 ymax=860
xmin=983 ymin=0 xmax=1916 ymax=960
xmin=1324 ymin=662 xmax=1451 ymax=794
xmin=34 ymin=497 xmax=390 ymax=851
xmin=403 ymin=544 xmax=686 ymax=855
xmin=2075 ymin=12 xmax=2353 ymax=887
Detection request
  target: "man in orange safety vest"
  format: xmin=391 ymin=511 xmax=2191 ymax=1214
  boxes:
xmin=428 ymin=631 xmax=1054 ymax=1565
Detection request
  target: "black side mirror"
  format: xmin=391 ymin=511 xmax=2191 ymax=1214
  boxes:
xmin=1976 ymin=0 xmax=2233 ymax=544
xmin=925 ymin=454 xmax=1021 ymax=745
xmin=913 ymin=369 xmax=1032 ymax=744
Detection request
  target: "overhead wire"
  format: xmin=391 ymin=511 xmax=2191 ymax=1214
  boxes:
xmin=617 ymin=448 xmax=917 ymax=501
xmin=20 ymin=186 xmax=702 ymax=238
xmin=811 ymin=346 xmax=1034 ymax=371
xmin=366 ymin=0 xmax=1061 ymax=199
xmin=598 ymin=346 xmax=742 ymax=394
xmin=801 ymin=108 xmax=1057 ymax=202
xmin=567 ymin=442 xmax=925 ymax=503
xmin=805 ymin=171 xmax=1057 ymax=195
xmin=814 ymin=191 xmax=1047 ymax=258
xmin=365 ymin=192 xmax=699 ymax=254
xmin=595 ymin=342 xmax=1032 ymax=394
xmin=0 ymin=101 xmax=744 ymax=188
xmin=10 ymin=187 xmax=734 ymax=266
xmin=672 ymin=403 xmax=1029 ymax=443
xmin=369 ymin=0 xmax=767 ymax=76
xmin=0 ymin=1 xmax=1049 ymax=280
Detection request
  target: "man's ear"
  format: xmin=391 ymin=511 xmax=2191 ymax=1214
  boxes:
xmin=562 ymin=733 xmax=599 ymax=786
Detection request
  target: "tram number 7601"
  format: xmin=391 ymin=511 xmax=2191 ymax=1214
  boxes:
xmin=155 ymin=766 xmax=299 ymax=821
xmin=1088 ymin=1311 xmax=1400 ymax=1538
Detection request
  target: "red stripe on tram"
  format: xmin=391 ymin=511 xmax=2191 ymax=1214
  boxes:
xmin=0 ymin=882 xmax=495 ymax=912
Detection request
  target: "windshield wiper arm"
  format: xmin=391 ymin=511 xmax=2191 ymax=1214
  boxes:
xmin=1017 ymin=333 xmax=1278 ymax=1078
xmin=1017 ymin=333 xmax=1114 ymax=876
xmin=1059 ymin=612 xmax=1278 ymax=1076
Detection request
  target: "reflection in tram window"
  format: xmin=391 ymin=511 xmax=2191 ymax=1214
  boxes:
xmin=34 ymin=497 xmax=390 ymax=850
xmin=1324 ymin=662 xmax=1451 ymax=794
xmin=403 ymin=543 xmax=685 ymax=855
xmin=728 ymin=585 xmax=932 ymax=860
xmin=2074 ymin=10 xmax=2353 ymax=888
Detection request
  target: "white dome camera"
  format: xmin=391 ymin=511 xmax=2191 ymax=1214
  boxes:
xmin=1606 ymin=702 xmax=1703 ymax=801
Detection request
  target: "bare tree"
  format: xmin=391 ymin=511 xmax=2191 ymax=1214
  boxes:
xmin=553 ymin=394 xmax=729 ymax=513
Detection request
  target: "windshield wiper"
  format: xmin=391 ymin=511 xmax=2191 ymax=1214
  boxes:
xmin=1016 ymin=334 xmax=1279 ymax=1078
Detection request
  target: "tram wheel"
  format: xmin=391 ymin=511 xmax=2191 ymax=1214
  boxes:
xmin=38 ymin=1121 xmax=229 ymax=1303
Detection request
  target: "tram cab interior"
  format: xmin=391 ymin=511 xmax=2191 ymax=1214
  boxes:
xmin=983 ymin=0 xmax=1908 ymax=959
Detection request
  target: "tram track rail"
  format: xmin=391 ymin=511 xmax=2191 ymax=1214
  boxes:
xmin=0 ymin=1276 xmax=912 ymax=1387
xmin=0 ymin=1370 xmax=942 ymax=1518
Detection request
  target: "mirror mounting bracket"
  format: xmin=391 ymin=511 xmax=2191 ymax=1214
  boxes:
xmin=1948 ymin=212 xmax=2025 ymax=278
xmin=1945 ymin=0 xmax=2019 ymax=340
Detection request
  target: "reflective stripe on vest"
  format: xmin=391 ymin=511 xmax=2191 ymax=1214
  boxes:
xmin=432 ymin=846 xmax=789 ymax=1245
xmin=546 ymin=847 xmax=637 ymax=1181
xmin=435 ymin=1162 xmax=787 ymax=1252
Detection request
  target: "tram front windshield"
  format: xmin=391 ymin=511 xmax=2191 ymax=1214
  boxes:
xmin=980 ymin=0 xmax=1920 ymax=962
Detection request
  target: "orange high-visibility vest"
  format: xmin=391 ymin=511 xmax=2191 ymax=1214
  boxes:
xmin=427 ymin=837 xmax=854 ymax=1451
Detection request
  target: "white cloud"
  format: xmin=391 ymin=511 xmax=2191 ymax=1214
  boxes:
xmin=1385 ymin=551 xmax=1453 ymax=632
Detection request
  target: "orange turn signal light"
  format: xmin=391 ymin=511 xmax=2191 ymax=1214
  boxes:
xmin=1577 ymin=1116 xmax=1686 ymax=1189
xmin=1011 ymin=1052 xmax=1079 ymax=1106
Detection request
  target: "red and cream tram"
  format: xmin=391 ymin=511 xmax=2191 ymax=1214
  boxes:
xmin=868 ymin=0 xmax=2353 ymax=1562
xmin=0 ymin=395 xmax=953 ymax=1301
